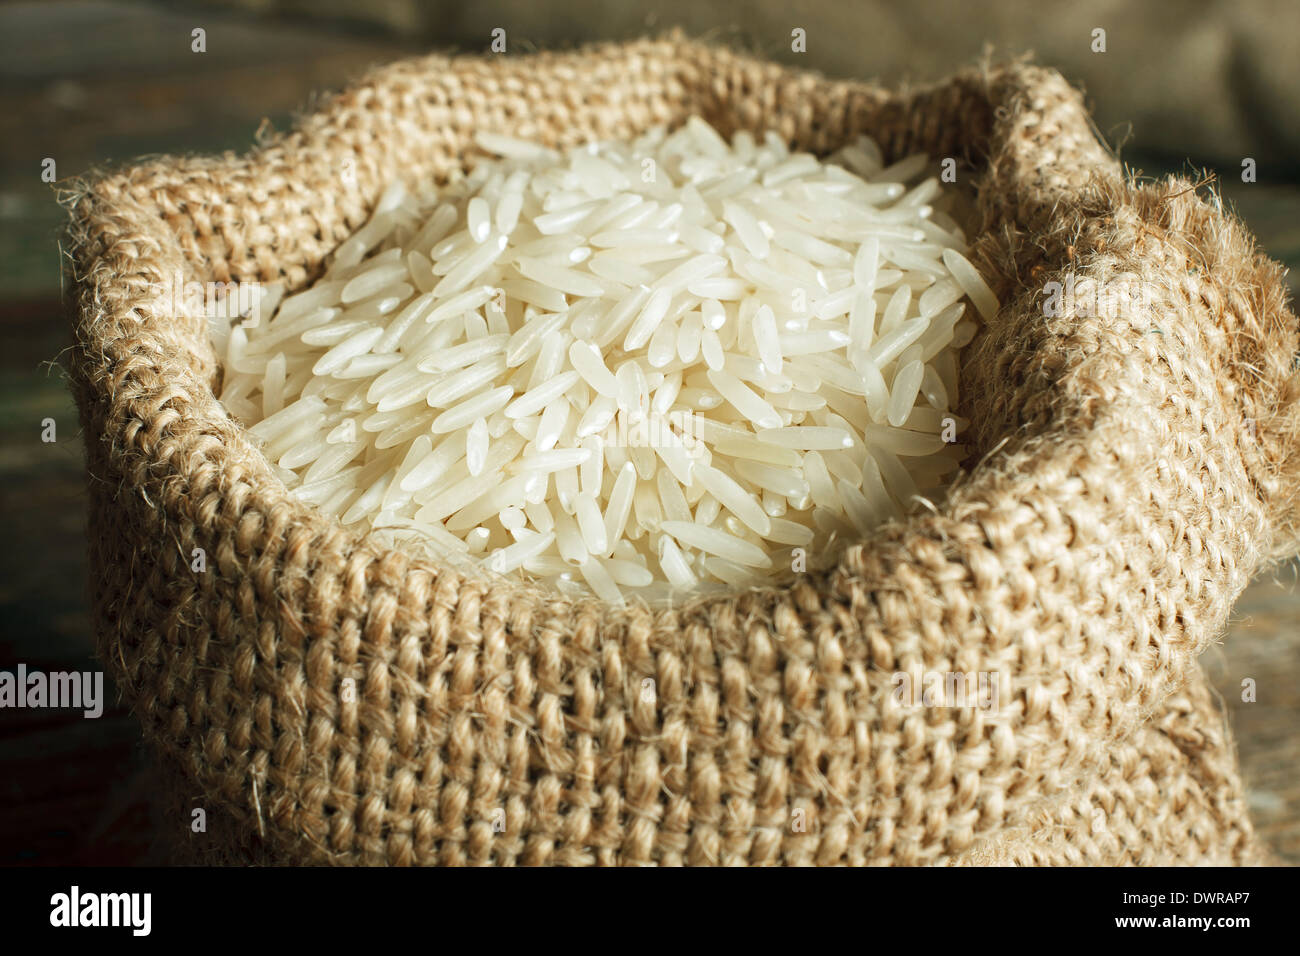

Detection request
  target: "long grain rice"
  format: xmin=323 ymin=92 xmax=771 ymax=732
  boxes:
xmin=214 ymin=118 xmax=995 ymax=601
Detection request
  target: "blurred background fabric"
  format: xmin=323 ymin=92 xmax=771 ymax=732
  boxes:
xmin=178 ymin=0 xmax=1300 ymax=169
xmin=1 ymin=0 xmax=1297 ymax=864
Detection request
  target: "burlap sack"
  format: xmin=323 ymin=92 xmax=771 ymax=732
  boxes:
xmin=63 ymin=35 xmax=1297 ymax=865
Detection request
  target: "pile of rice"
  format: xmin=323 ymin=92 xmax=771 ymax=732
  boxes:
xmin=211 ymin=118 xmax=995 ymax=604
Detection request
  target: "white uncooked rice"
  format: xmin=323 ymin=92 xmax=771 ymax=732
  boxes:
xmin=211 ymin=117 xmax=995 ymax=605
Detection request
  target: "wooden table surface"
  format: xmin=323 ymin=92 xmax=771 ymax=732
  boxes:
xmin=1 ymin=1 xmax=1296 ymax=865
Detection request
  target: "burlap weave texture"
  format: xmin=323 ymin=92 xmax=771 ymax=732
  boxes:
xmin=63 ymin=36 xmax=1298 ymax=865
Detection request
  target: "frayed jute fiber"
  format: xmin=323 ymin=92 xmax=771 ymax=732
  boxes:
xmin=63 ymin=35 xmax=1299 ymax=865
